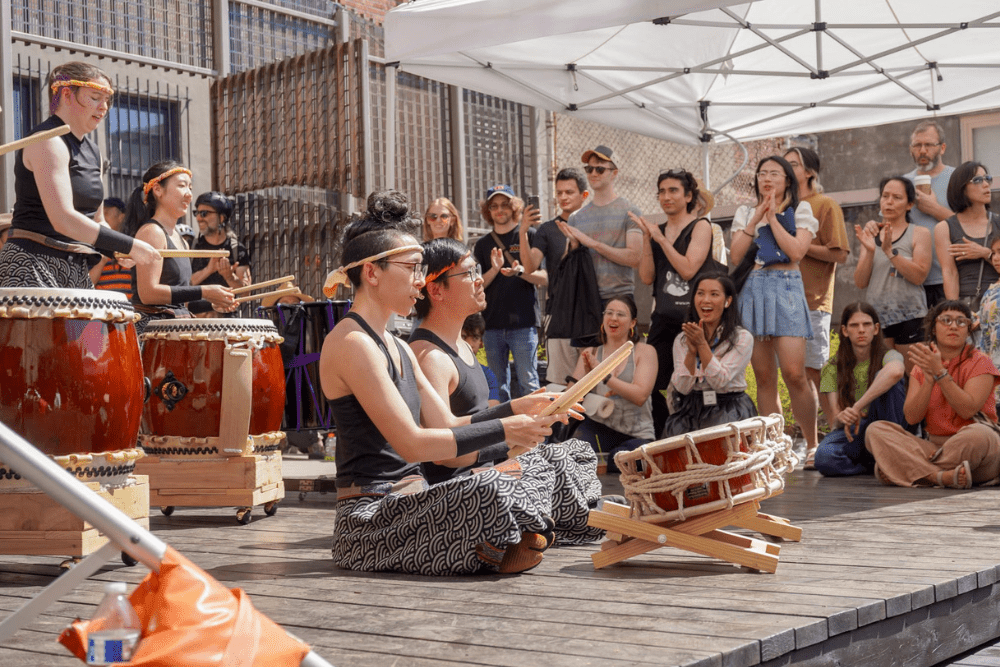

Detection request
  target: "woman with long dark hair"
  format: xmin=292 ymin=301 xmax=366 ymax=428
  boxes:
xmin=662 ymin=272 xmax=756 ymax=437
xmin=813 ymin=302 xmax=907 ymax=477
xmin=854 ymin=176 xmax=932 ymax=370
xmin=866 ymin=300 xmax=1000 ymax=488
xmin=729 ymin=155 xmax=819 ymax=466
xmin=122 ymin=161 xmax=235 ymax=335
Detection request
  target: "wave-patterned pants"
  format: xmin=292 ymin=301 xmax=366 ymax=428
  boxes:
xmin=332 ymin=439 xmax=603 ymax=575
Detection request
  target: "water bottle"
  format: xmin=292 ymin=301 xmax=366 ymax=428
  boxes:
xmin=86 ymin=582 xmax=142 ymax=665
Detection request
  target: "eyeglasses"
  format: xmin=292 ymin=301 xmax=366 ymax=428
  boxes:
xmin=910 ymin=142 xmax=942 ymax=150
xmin=584 ymin=165 xmax=611 ymax=174
xmin=427 ymin=212 xmax=452 ymax=220
xmin=603 ymin=309 xmax=631 ymax=318
xmin=385 ymin=260 xmax=427 ymax=280
xmin=970 ymin=175 xmax=994 ymax=186
xmin=193 ymin=210 xmax=215 ymax=218
xmin=937 ymin=315 xmax=971 ymax=328
xmin=488 ymin=201 xmax=512 ymax=211
xmin=757 ymin=170 xmax=785 ymax=179
xmin=447 ymin=264 xmax=483 ymax=281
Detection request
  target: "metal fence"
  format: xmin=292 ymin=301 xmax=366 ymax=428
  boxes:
xmin=211 ymin=42 xmax=366 ymax=197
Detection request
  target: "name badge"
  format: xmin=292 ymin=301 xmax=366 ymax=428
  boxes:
xmin=702 ymin=390 xmax=717 ymax=406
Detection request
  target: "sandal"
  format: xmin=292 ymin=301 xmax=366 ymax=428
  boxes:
xmin=803 ymin=448 xmax=817 ymax=471
xmin=497 ymin=531 xmax=550 ymax=574
xmin=873 ymin=463 xmax=891 ymax=486
xmin=936 ymin=461 xmax=973 ymax=489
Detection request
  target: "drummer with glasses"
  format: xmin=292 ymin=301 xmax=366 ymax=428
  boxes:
xmin=0 ymin=61 xmax=159 ymax=288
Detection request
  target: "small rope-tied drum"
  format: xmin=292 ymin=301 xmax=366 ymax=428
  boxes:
xmin=141 ymin=319 xmax=286 ymax=443
xmin=0 ymin=288 xmax=145 ymax=489
xmin=615 ymin=414 xmax=796 ymax=523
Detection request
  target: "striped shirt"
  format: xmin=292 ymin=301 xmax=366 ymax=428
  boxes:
xmin=94 ymin=260 xmax=133 ymax=299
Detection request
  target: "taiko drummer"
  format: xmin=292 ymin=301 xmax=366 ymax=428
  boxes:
xmin=0 ymin=61 xmax=159 ymax=288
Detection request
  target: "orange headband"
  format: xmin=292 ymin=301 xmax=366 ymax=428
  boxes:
xmin=51 ymin=79 xmax=114 ymax=97
xmin=424 ymin=251 xmax=471 ymax=283
xmin=143 ymin=167 xmax=192 ymax=201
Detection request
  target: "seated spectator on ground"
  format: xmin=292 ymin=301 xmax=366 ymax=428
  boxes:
xmin=662 ymin=273 xmax=757 ymax=438
xmin=569 ymin=295 xmax=656 ymax=472
xmin=90 ymin=197 xmax=133 ymax=298
xmin=865 ymin=300 xmax=1000 ymax=488
xmin=462 ymin=312 xmax=500 ymax=406
xmin=814 ymin=302 xmax=907 ymax=477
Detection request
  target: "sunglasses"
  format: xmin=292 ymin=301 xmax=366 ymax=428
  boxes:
xmin=193 ymin=210 xmax=216 ymax=218
xmin=970 ymin=175 xmax=994 ymax=186
xmin=427 ymin=212 xmax=452 ymax=220
xmin=659 ymin=168 xmax=688 ymax=179
xmin=584 ymin=165 xmax=611 ymax=174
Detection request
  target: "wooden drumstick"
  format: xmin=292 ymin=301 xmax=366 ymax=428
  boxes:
xmin=508 ymin=341 xmax=634 ymax=458
xmin=234 ymin=286 xmax=300 ymax=304
xmin=232 ymin=275 xmax=296 ymax=296
xmin=115 ymin=249 xmax=230 ymax=260
xmin=0 ymin=125 xmax=71 ymax=157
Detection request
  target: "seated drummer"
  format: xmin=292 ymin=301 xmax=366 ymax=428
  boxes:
xmin=121 ymin=162 xmax=236 ymax=335
xmin=320 ymin=191 xmax=593 ymax=575
xmin=0 ymin=61 xmax=159 ymax=289
xmin=408 ymin=238 xmax=604 ymax=545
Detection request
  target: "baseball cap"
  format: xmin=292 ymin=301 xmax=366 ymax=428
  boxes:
xmin=581 ymin=145 xmax=616 ymax=166
xmin=486 ymin=184 xmax=515 ymax=201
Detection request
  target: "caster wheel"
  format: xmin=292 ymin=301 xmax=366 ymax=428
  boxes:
xmin=264 ymin=501 xmax=278 ymax=517
xmin=236 ymin=508 xmax=252 ymax=525
xmin=160 ymin=506 xmax=175 ymax=516
xmin=298 ymin=492 xmax=306 ymax=502
xmin=121 ymin=552 xmax=138 ymax=567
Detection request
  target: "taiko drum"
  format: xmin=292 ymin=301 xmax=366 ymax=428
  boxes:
xmin=647 ymin=435 xmax=757 ymax=514
xmin=0 ymin=289 xmax=144 ymax=456
xmin=140 ymin=318 xmax=285 ymax=438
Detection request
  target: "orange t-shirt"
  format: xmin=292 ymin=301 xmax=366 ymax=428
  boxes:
xmin=913 ymin=346 xmax=1000 ymax=436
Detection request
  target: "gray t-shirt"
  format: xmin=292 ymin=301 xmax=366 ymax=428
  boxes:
xmin=905 ymin=165 xmax=955 ymax=286
xmin=567 ymin=197 xmax=642 ymax=300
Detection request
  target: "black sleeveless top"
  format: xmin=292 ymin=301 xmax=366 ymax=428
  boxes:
xmin=330 ymin=312 xmax=422 ymax=488
xmin=12 ymin=115 xmax=103 ymax=246
xmin=130 ymin=221 xmax=194 ymax=308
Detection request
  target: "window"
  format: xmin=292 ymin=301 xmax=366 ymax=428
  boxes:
xmin=11 ymin=76 xmax=40 ymax=140
xmin=105 ymin=94 xmax=182 ymax=199
xmin=961 ymin=112 xmax=1000 ymax=184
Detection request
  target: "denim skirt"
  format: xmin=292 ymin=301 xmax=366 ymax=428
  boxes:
xmin=739 ymin=269 xmax=813 ymax=339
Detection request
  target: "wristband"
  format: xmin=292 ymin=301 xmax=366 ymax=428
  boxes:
xmin=451 ymin=420 xmax=506 ymax=457
xmin=603 ymin=373 xmax=613 ymax=384
xmin=94 ymin=225 xmax=134 ymax=256
xmin=170 ymin=286 xmax=204 ymax=304
xmin=470 ymin=402 xmax=516 ymax=423
xmin=565 ymin=375 xmax=577 ymax=385
xmin=932 ymin=369 xmax=949 ymax=383
xmin=477 ymin=443 xmax=509 ymax=464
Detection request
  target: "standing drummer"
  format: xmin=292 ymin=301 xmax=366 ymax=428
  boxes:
xmin=0 ymin=61 xmax=159 ymax=288
xmin=121 ymin=161 xmax=236 ymax=335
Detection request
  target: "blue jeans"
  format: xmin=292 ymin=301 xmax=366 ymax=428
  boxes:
xmin=815 ymin=378 xmax=909 ymax=477
xmin=573 ymin=417 xmax=649 ymax=474
xmin=484 ymin=327 xmax=539 ymax=402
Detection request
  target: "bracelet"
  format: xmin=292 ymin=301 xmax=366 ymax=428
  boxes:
xmin=451 ymin=420 xmax=506 ymax=457
xmin=170 ymin=286 xmax=203 ymax=304
xmin=741 ymin=228 xmax=754 ymax=238
xmin=470 ymin=402 xmax=516 ymax=423
xmin=602 ymin=373 xmax=613 ymax=384
xmin=931 ymin=369 xmax=949 ymax=383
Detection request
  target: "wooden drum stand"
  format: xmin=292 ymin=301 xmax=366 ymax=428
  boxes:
xmin=588 ymin=415 xmax=802 ymax=573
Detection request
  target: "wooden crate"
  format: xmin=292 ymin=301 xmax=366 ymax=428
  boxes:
xmin=0 ymin=475 xmax=150 ymax=557
xmin=134 ymin=454 xmax=284 ymax=508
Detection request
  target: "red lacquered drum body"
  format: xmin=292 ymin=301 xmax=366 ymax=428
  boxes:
xmin=649 ymin=436 xmax=756 ymax=514
xmin=0 ymin=289 xmax=144 ymax=456
xmin=141 ymin=319 xmax=285 ymax=437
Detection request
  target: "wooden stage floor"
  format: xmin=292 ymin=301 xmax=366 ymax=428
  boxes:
xmin=1 ymin=467 xmax=999 ymax=667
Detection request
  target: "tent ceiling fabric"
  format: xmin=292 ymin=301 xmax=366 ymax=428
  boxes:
xmin=384 ymin=0 xmax=1000 ymax=145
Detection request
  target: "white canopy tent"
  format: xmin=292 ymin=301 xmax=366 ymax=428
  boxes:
xmin=384 ymin=0 xmax=1000 ymax=151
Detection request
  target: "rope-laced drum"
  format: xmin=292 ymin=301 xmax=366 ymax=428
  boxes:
xmin=616 ymin=414 xmax=797 ymax=523
xmin=140 ymin=319 xmax=285 ymax=457
xmin=0 ymin=289 xmax=145 ymax=489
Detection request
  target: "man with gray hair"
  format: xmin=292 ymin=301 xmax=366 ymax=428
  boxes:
xmin=904 ymin=120 xmax=954 ymax=308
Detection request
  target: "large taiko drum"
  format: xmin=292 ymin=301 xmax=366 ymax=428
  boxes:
xmin=615 ymin=414 xmax=796 ymax=523
xmin=140 ymin=318 xmax=285 ymax=456
xmin=0 ymin=288 xmax=145 ymax=486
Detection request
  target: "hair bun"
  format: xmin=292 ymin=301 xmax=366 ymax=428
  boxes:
xmin=367 ymin=190 xmax=410 ymax=223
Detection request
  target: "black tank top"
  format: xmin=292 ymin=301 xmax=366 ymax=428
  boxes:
xmin=12 ymin=115 xmax=103 ymax=245
xmin=330 ymin=312 xmax=422 ymax=488
xmin=130 ymin=221 xmax=193 ymax=307
xmin=408 ymin=327 xmax=492 ymax=485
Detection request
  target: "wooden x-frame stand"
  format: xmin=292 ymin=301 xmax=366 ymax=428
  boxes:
xmin=587 ymin=493 xmax=802 ymax=573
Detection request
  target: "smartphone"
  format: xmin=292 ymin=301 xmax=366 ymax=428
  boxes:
xmin=526 ymin=194 xmax=540 ymax=210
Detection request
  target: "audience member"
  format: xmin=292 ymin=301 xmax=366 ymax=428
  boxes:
xmin=937 ymin=162 xmax=999 ymax=311
xmin=854 ymin=177 xmax=931 ymax=370
xmin=462 ymin=312 xmax=500 ymax=405
xmin=473 ymin=184 xmax=545 ymax=401
xmin=520 ymin=167 xmax=589 ymax=384
xmin=784 ymin=147 xmax=849 ymax=429
xmin=632 ymin=168 xmax=718 ymax=435
xmin=569 ymin=295 xmax=656 ymax=472
xmin=90 ymin=197 xmax=133 ymax=298
xmin=191 ymin=191 xmax=251 ymax=290
xmin=976 ymin=237 xmax=1000 ymax=406
xmin=662 ymin=272 xmax=756 ymax=438
xmin=422 ymin=197 xmax=464 ymax=243
xmin=865 ymin=300 xmax=1000 ymax=488
xmin=814 ymin=302 xmax=906 ymax=477
xmin=729 ymin=155 xmax=820 ymax=467
xmin=905 ymin=120 xmax=955 ymax=308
